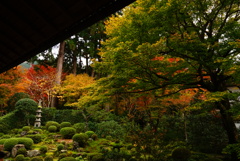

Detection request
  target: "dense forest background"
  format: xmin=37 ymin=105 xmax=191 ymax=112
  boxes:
xmin=0 ymin=0 xmax=240 ymax=160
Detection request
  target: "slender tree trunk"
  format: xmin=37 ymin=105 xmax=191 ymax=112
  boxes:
xmin=85 ymin=54 xmax=89 ymax=74
xmin=51 ymin=41 xmax=65 ymax=107
xmin=72 ymin=51 xmax=77 ymax=75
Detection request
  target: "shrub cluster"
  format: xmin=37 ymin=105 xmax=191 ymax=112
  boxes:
xmin=96 ymin=120 xmax=125 ymax=139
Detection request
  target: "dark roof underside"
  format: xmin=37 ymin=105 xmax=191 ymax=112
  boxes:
xmin=0 ymin=0 xmax=135 ymax=73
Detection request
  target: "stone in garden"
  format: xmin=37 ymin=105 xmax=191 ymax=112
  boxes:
xmin=11 ymin=144 xmax=25 ymax=157
xmin=27 ymin=150 xmax=40 ymax=157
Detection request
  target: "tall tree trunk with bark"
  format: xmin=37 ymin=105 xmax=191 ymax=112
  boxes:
xmin=51 ymin=41 xmax=65 ymax=107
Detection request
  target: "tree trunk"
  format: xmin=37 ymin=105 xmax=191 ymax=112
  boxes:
xmin=72 ymin=51 xmax=77 ymax=75
xmin=217 ymin=99 xmax=239 ymax=161
xmin=51 ymin=41 xmax=65 ymax=107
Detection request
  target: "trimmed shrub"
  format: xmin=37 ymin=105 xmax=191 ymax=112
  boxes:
xmin=60 ymin=127 xmax=76 ymax=139
xmin=17 ymin=148 xmax=27 ymax=156
xmin=1 ymin=135 xmax=11 ymax=139
xmin=44 ymin=156 xmax=53 ymax=161
xmin=172 ymin=147 xmax=191 ymax=161
xmin=57 ymin=144 xmax=64 ymax=151
xmin=39 ymin=146 xmax=48 ymax=154
xmin=85 ymin=131 xmax=95 ymax=138
xmin=26 ymin=134 xmax=42 ymax=143
xmin=4 ymin=138 xmax=18 ymax=151
xmin=22 ymin=126 xmax=31 ymax=132
xmin=25 ymin=157 xmax=31 ymax=161
xmin=73 ymin=123 xmax=85 ymax=133
xmin=48 ymin=126 xmax=57 ymax=133
xmin=45 ymin=121 xmax=60 ymax=131
xmin=60 ymin=122 xmax=72 ymax=129
xmin=72 ymin=133 xmax=88 ymax=147
xmin=58 ymin=153 xmax=68 ymax=160
xmin=15 ymin=98 xmax=38 ymax=125
xmin=31 ymin=156 xmax=43 ymax=161
xmin=59 ymin=157 xmax=76 ymax=161
xmin=0 ymin=139 xmax=7 ymax=145
xmin=15 ymin=154 xmax=25 ymax=161
xmin=18 ymin=138 xmax=34 ymax=150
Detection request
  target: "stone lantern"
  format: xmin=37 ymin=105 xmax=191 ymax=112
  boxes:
xmin=34 ymin=100 xmax=42 ymax=128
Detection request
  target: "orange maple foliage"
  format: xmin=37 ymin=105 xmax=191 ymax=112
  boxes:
xmin=21 ymin=65 xmax=57 ymax=107
xmin=0 ymin=66 xmax=23 ymax=113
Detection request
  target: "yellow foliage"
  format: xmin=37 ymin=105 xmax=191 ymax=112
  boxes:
xmin=56 ymin=74 xmax=95 ymax=107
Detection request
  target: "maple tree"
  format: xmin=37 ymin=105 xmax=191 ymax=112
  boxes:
xmin=0 ymin=66 xmax=23 ymax=115
xmin=56 ymin=73 xmax=95 ymax=108
xmin=92 ymin=0 xmax=240 ymax=160
xmin=21 ymin=65 xmax=57 ymax=107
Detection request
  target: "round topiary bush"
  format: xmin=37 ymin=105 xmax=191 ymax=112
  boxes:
xmin=15 ymin=154 xmax=25 ymax=161
xmin=17 ymin=148 xmax=27 ymax=156
xmin=25 ymin=157 xmax=31 ymax=161
xmin=44 ymin=156 xmax=53 ymax=161
xmin=59 ymin=157 xmax=76 ymax=161
xmin=26 ymin=134 xmax=42 ymax=143
xmin=4 ymin=138 xmax=18 ymax=151
xmin=60 ymin=127 xmax=76 ymax=139
xmin=45 ymin=121 xmax=60 ymax=131
xmin=58 ymin=153 xmax=68 ymax=160
xmin=85 ymin=131 xmax=95 ymax=138
xmin=72 ymin=133 xmax=88 ymax=147
xmin=57 ymin=144 xmax=64 ymax=151
xmin=22 ymin=126 xmax=31 ymax=132
xmin=39 ymin=146 xmax=48 ymax=154
xmin=17 ymin=138 xmax=34 ymax=150
xmin=15 ymin=98 xmax=38 ymax=125
xmin=60 ymin=122 xmax=72 ymax=129
xmin=73 ymin=123 xmax=85 ymax=133
xmin=48 ymin=125 xmax=57 ymax=133
xmin=172 ymin=147 xmax=191 ymax=161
